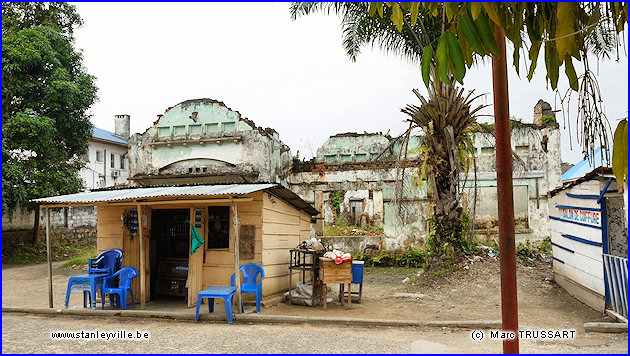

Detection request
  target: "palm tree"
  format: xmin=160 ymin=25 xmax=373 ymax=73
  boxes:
xmin=290 ymin=2 xmax=442 ymax=63
xmin=400 ymin=83 xmax=485 ymax=267
xmin=292 ymin=2 xmax=485 ymax=267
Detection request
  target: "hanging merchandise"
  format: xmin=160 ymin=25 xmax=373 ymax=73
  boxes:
xmin=194 ymin=209 xmax=202 ymax=228
xmin=186 ymin=219 xmax=205 ymax=254
xmin=122 ymin=209 xmax=139 ymax=240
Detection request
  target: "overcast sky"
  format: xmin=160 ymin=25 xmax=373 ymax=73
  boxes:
xmin=72 ymin=2 xmax=628 ymax=164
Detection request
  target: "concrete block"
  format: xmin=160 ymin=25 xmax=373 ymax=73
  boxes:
xmin=583 ymin=322 xmax=628 ymax=333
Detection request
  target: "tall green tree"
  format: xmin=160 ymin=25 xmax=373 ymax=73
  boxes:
xmin=2 ymin=2 xmax=98 ymax=211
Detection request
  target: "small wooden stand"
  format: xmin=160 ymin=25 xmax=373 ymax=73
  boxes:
xmin=319 ymin=257 xmax=352 ymax=310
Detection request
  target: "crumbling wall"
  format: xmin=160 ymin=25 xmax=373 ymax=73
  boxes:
xmin=2 ymin=205 xmax=97 ymax=247
xmin=128 ymin=98 xmax=291 ymax=186
xmin=463 ymin=121 xmax=561 ymax=240
xmin=289 ymin=132 xmax=429 ymax=253
xmin=290 ymin=113 xmax=562 ymax=251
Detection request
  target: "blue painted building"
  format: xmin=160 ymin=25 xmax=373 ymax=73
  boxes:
xmin=548 ymin=150 xmax=627 ymax=321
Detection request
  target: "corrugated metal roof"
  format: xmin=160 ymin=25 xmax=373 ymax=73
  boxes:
xmin=92 ymin=127 xmax=128 ymax=145
xmin=562 ymin=147 xmax=611 ymax=182
xmin=265 ymin=186 xmax=320 ymax=216
xmin=32 ymin=183 xmax=276 ymax=204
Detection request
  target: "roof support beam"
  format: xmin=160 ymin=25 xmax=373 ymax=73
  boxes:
xmin=46 ymin=207 xmax=53 ymax=308
xmin=137 ymin=203 xmax=146 ymax=310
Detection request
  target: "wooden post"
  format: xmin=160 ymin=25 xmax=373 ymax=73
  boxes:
xmin=33 ymin=205 xmax=41 ymax=243
xmin=137 ymin=203 xmax=146 ymax=310
xmin=46 ymin=207 xmax=53 ymax=308
xmin=232 ymin=201 xmax=242 ymax=313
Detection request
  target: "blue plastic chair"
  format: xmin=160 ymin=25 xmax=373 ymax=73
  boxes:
xmin=339 ymin=261 xmax=364 ymax=304
xmin=89 ymin=249 xmax=123 ymax=275
xmin=230 ymin=263 xmax=265 ymax=313
xmin=101 ymin=267 xmax=138 ymax=310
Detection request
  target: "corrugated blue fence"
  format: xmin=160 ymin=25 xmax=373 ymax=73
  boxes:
xmin=603 ymin=254 xmax=628 ymax=320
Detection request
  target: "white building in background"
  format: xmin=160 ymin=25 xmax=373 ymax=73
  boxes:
xmin=79 ymin=114 xmax=130 ymax=190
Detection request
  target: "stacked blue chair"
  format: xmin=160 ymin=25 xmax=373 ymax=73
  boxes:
xmin=102 ymin=267 xmax=138 ymax=310
xmin=89 ymin=249 xmax=123 ymax=275
xmin=231 ymin=263 xmax=265 ymax=313
xmin=65 ymin=249 xmax=123 ymax=309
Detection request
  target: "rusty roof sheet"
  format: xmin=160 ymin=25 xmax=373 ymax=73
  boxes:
xmin=31 ymin=183 xmax=276 ymax=204
xmin=31 ymin=183 xmax=320 ymax=216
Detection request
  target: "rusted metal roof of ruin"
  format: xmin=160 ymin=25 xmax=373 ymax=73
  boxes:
xmin=31 ymin=183 xmax=319 ymax=216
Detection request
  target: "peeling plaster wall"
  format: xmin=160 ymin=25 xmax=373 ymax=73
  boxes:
xmin=129 ymin=99 xmax=291 ymax=185
xmin=463 ymin=123 xmax=562 ymax=240
xmin=288 ymin=132 xmax=429 ymax=253
xmin=289 ymin=122 xmax=562 ymax=252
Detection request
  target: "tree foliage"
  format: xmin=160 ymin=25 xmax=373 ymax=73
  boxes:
xmin=368 ymin=2 xmax=628 ymax=186
xmin=2 ymin=2 xmax=98 ymax=210
xmin=400 ymin=83 xmax=485 ymax=266
xmin=290 ymin=2 xmax=443 ymax=63
xmin=369 ymin=2 xmax=627 ymax=89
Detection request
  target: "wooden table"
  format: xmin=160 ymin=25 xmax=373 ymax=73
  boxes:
xmin=319 ymin=257 xmax=352 ymax=310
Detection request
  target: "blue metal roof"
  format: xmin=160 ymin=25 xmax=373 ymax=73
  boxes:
xmin=562 ymin=147 xmax=611 ymax=182
xmin=92 ymin=127 xmax=127 ymax=145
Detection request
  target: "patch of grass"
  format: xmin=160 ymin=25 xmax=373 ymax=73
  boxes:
xmin=4 ymin=240 xmax=95 ymax=265
xmin=324 ymin=221 xmax=384 ymax=236
xmin=62 ymin=247 xmax=97 ymax=268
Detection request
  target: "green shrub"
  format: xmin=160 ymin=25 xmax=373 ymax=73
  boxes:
xmin=352 ymin=249 xmax=427 ymax=268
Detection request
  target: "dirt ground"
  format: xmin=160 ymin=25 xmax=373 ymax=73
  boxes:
xmin=2 ymin=256 xmax=620 ymax=331
xmin=266 ymin=257 xmax=614 ymax=333
xmin=2 ymin=257 xmax=627 ymax=353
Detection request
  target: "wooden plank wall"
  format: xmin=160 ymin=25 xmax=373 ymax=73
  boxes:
xmin=261 ymin=192 xmax=313 ymax=296
xmin=97 ymin=206 xmax=149 ymax=304
xmin=201 ymin=192 xmax=263 ymax=290
xmin=549 ymin=180 xmax=605 ymax=312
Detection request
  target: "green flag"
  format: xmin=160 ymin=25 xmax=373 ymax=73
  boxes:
xmin=185 ymin=220 xmax=205 ymax=254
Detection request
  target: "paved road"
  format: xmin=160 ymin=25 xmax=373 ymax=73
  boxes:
xmin=2 ymin=313 xmax=627 ymax=354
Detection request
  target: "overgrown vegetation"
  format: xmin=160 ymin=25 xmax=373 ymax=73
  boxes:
xmin=330 ymin=190 xmax=343 ymax=214
xmin=540 ymin=115 xmax=556 ymax=126
xmin=324 ymin=221 xmax=384 ymax=236
xmin=353 ymin=249 xmax=428 ymax=268
xmin=516 ymin=237 xmax=551 ymax=266
xmin=352 ymin=236 xmax=552 ymax=271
